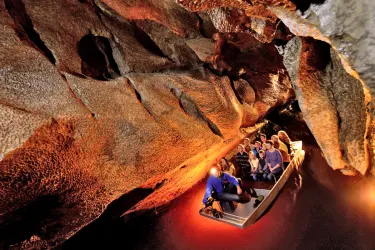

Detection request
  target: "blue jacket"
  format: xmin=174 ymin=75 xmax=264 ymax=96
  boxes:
xmin=252 ymin=147 xmax=262 ymax=158
xmin=202 ymin=172 xmax=239 ymax=204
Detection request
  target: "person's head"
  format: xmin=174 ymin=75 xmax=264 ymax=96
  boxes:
xmin=265 ymin=140 xmax=274 ymax=150
xmin=271 ymin=135 xmax=280 ymax=143
xmin=259 ymin=150 xmax=265 ymax=159
xmin=237 ymin=144 xmax=245 ymax=153
xmin=243 ymin=138 xmax=250 ymax=146
xmin=210 ymin=164 xmax=222 ymax=178
xmin=220 ymin=158 xmax=229 ymax=168
xmin=254 ymin=141 xmax=261 ymax=149
xmin=249 ymin=151 xmax=256 ymax=160
xmin=278 ymin=130 xmax=290 ymax=143
xmin=260 ymin=133 xmax=267 ymax=143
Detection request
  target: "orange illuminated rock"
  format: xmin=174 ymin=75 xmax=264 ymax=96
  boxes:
xmin=0 ymin=0 xmax=299 ymax=248
xmin=96 ymin=0 xmax=200 ymax=37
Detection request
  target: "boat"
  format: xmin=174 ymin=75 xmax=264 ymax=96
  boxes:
xmin=199 ymin=141 xmax=305 ymax=228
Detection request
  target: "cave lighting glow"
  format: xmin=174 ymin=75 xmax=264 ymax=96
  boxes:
xmin=210 ymin=167 xmax=218 ymax=176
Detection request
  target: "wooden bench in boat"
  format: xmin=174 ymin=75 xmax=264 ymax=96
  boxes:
xmin=199 ymin=141 xmax=305 ymax=228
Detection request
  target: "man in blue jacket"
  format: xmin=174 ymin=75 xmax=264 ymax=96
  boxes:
xmin=202 ymin=164 xmax=243 ymax=209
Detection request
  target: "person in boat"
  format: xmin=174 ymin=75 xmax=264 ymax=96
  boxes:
xmin=202 ymin=164 xmax=243 ymax=209
xmin=248 ymin=151 xmax=260 ymax=181
xmin=220 ymin=158 xmax=236 ymax=176
xmin=235 ymin=144 xmax=252 ymax=177
xmin=243 ymin=138 xmax=252 ymax=153
xmin=264 ymin=140 xmax=283 ymax=181
xmin=260 ymin=133 xmax=267 ymax=144
xmin=260 ymin=134 xmax=267 ymax=151
xmin=271 ymin=135 xmax=290 ymax=168
xmin=278 ymin=130 xmax=292 ymax=154
xmin=257 ymin=150 xmax=268 ymax=178
xmin=252 ymin=141 xmax=262 ymax=158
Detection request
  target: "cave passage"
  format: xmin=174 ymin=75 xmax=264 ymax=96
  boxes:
xmin=61 ymin=112 xmax=375 ymax=250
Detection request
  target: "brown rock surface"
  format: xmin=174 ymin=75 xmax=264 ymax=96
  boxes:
xmin=208 ymin=33 xmax=293 ymax=118
xmin=96 ymin=0 xmax=200 ymax=37
xmin=9 ymin=0 xmax=375 ymax=248
xmin=284 ymin=37 xmax=368 ymax=175
xmin=0 ymin=1 xmax=88 ymax=117
xmin=268 ymin=2 xmax=374 ymax=175
xmin=0 ymin=105 xmax=48 ymax=155
xmin=100 ymin=14 xmax=174 ymax=73
xmin=21 ymin=0 xmax=112 ymax=76
xmin=135 ymin=20 xmax=201 ymax=67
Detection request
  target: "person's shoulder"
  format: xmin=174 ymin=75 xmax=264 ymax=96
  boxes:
xmin=222 ymin=172 xmax=233 ymax=179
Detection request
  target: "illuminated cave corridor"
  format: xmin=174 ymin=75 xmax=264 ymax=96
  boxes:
xmin=1 ymin=0 xmax=375 ymax=249
xmin=63 ymin=113 xmax=375 ymax=250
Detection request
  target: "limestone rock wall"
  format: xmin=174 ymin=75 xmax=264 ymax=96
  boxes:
xmin=284 ymin=36 xmax=368 ymax=175
xmin=2 ymin=0 xmax=375 ymax=248
xmin=269 ymin=0 xmax=374 ymax=175
xmin=0 ymin=0 xmax=293 ymax=248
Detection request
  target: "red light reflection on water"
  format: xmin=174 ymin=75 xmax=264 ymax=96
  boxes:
xmin=150 ymin=150 xmax=375 ymax=250
xmin=155 ymin=177 xmax=299 ymax=250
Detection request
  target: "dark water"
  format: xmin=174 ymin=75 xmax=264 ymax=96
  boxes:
xmin=63 ymin=121 xmax=375 ymax=250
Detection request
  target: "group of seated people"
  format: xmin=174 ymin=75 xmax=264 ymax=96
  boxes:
xmin=202 ymin=130 xmax=293 ymax=210
xmin=222 ymin=130 xmax=293 ymax=181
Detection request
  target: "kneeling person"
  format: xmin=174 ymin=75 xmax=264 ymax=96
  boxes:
xmin=202 ymin=165 xmax=243 ymax=210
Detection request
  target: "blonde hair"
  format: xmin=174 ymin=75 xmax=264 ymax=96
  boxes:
xmin=278 ymin=130 xmax=291 ymax=144
xmin=271 ymin=135 xmax=279 ymax=141
xmin=248 ymin=151 xmax=256 ymax=159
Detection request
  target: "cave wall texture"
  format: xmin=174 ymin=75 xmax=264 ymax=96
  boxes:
xmin=0 ymin=0 xmax=374 ymax=248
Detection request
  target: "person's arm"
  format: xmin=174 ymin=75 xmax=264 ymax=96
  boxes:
xmin=266 ymin=153 xmax=272 ymax=170
xmin=225 ymin=173 xmax=239 ymax=186
xmin=202 ymin=179 xmax=213 ymax=206
xmin=272 ymin=150 xmax=283 ymax=171
xmin=248 ymin=160 xmax=254 ymax=173
xmin=253 ymin=159 xmax=259 ymax=172
xmin=261 ymin=160 xmax=267 ymax=171
xmin=225 ymin=173 xmax=242 ymax=194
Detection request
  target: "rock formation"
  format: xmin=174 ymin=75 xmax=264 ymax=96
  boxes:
xmin=0 ymin=0 xmax=374 ymax=248
xmin=269 ymin=0 xmax=374 ymax=175
xmin=284 ymin=36 xmax=368 ymax=175
xmin=0 ymin=0 xmax=292 ymax=248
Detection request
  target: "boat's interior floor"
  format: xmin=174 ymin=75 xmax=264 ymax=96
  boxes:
xmin=201 ymin=188 xmax=271 ymax=226
xmin=241 ymin=179 xmax=275 ymax=191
